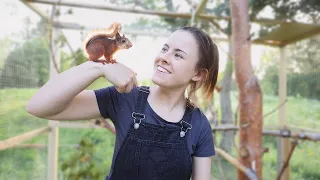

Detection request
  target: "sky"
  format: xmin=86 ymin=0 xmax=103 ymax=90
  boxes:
xmin=0 ymin=0 xmax=268 ymax=81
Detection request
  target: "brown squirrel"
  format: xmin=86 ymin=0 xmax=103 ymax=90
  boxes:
xmin=83 ymin=22 xmax=133 ymax=64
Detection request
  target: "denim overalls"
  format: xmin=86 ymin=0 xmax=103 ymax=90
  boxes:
xmin=108 ymin=86 xmax=193 ymax=180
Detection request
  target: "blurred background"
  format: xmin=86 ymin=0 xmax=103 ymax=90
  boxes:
xmin=0 ymin=0 xmax=319 ymax=180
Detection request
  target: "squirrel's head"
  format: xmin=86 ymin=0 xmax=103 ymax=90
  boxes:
xmin=116 ymin=33 xmax=133 ymax=49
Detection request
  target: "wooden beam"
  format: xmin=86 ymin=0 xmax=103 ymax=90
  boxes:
xmin=277 ymin=140 xmax=298 ymax=180
xmin=58 ymin=122 xmax=103 ymax=129
xmin=27 ymin=0 xmax=308 ymax=26
xmin=21 ymin=0 xmax=309 ymax=47
xmin=54 ymin=21 xmax=283 ymax=47
xmin=278 ymin=46 xmax=289 ymax=180
xmin=11 ymin=144 xmax=78 ymax=149
xmin=263 ymin=129 xmax=320 ymax=141
xmin=53 ymin=21 xmax=231 ymax=42
xmin=59 ymin=122 xmax=320 ymax=141
xmin=19 ymin=0 xmax=50 ymax=22
xmin=47 ymin=9 xmax=60 ymax=178
xmin=27 ymin=0 xmax=230 ymax=21
xmin=212 ymin=125 xmax=320 ymax=141
xmin=194 ymin=0 xmax=208 ymax=16
xmin=191 ymin=0 xmax=208 ymax=25
xmin=0 ymin=127 xmax=50 ymax=151
xmin=215 ymin=147 xmax=258 ymax=180
xmin=282 ymin=27 xmax=320 ymax=46
xmin=252 ymin=39 xmax=283 ymax=47
xmin=53 ymin=21 xmax=172 ymax=37
xmin=286 ymin=124 xmax=320 ymax=133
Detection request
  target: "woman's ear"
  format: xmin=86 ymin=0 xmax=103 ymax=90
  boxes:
xmin=191 ymin=68 xmax=208 ymax=82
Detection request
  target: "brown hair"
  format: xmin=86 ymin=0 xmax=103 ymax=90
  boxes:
xmin=179 ymin=26 xmax=219 ymax=101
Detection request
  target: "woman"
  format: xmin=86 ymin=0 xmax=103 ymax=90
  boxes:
xmin=26 ymin=26 xmax=219 ymax=180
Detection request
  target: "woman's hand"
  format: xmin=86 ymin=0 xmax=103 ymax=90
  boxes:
xmin=101 ymin=62 xmax=138 ymax=93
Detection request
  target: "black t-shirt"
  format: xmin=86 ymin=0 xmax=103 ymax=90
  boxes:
xmin=94 ymin=86 xmax=215 ymax=176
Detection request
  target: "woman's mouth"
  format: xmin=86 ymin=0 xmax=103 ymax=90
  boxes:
xmin=157 ymin=66 xmax=171 ymax=74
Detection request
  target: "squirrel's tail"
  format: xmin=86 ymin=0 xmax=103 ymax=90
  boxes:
xmin=83 ymin=22 xmax=122 ymax=57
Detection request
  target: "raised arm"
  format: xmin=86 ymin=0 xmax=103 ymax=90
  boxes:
xmin=26 ymin=61 xmax=137 ymax=121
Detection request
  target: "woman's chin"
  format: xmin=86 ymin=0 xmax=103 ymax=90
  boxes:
xmin=151 ymin=74 xmax=167 ymax=86
xmin=151 ymin=75 xmax=161 ymax=85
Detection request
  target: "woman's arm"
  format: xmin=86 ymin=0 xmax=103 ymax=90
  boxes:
xmin=26 ymin=61 xmax=137 ymax=121
xmin=192 ymin=156 xmax=212 ymax=180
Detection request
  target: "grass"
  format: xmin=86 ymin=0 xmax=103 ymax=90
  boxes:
xmin=0 ymin=84 xmax=319 ymax=180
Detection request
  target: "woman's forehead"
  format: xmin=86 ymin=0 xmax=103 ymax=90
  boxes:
xmin=166 ymin=30 xmax=198 ymax=51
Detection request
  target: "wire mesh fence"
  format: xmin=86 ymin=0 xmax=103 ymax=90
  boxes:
xmin=0 ymin=1 xmax=319 ymax=180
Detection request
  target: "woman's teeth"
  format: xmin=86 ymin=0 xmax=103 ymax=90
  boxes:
xmin=157 ymin=66 xmax=170 ymax=74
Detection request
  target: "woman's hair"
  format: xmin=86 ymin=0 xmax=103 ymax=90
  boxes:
xmin=179 ymin=26 xmax=219 ymax=101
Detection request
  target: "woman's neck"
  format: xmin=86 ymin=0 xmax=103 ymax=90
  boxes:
xmin=148 ymin=85 xmax=187 ymax=112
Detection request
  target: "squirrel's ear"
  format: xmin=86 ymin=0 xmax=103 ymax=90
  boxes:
xmin=116 ymin=33 xmax=121 ymax=40
xmin=122 ymin=34 xmax=125 ymax=38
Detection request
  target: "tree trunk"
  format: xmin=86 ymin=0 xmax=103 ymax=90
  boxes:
xmin=219 ymin=39 xmax=235 ymax=154
xmin=229 ymin=0 xmax=263 ymax=179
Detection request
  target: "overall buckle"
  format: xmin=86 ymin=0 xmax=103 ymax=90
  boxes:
xmin=132 ymin=112 xmax=145 ymax=129
xmin=180 ymin=120 xmax=192 ymax=137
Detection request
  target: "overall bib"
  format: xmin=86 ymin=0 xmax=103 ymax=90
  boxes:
xmin=108 ymin=86 xmax=193 ymax=180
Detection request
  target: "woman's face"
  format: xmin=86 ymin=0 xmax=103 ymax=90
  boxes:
xmin=152 ymin=30 xmax=201 ymax=89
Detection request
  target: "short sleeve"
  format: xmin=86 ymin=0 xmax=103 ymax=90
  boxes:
xmin=93 ymin=86 xmax=120 ymax=121
xmin=193 ymin=114 xmax=215 ymax=157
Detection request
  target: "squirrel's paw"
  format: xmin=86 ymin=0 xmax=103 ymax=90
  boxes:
xmin=110 ymin=59 xmax=117 ymax=64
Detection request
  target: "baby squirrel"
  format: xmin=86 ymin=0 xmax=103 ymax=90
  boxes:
xmin=83 ymin=22 xmax=133 ymax=64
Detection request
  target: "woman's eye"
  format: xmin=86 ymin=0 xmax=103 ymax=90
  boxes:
xmin=175 ymin=53 xmax=183 ymax=59
xmin=161 ymin=47 xmax=167 ymax=52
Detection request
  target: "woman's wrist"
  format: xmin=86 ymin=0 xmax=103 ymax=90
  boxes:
xmin=82 ymin=61 xmax=109 ymax=78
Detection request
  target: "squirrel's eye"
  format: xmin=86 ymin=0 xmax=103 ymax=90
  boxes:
xmin=121 ymin=39 xmax=126 ymax=43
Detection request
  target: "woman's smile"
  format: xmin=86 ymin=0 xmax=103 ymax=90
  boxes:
xmin=156 ymin=65 xmax=171 ymax=74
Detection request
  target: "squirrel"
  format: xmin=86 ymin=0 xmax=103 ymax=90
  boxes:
xmin=83 ymin=22 xmax=133 ymax=64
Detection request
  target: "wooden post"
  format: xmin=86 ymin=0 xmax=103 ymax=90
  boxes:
xmin=230 ymin=0 xmax=263 ymax=179
xmin=278 ymin=46 xmax=290 ymax=180
xmin=47 ymin=25 xmax=60 ymax=180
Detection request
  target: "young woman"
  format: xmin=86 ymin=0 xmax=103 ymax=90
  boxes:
xmin=26 ymin=26 xmax=219 ymax=180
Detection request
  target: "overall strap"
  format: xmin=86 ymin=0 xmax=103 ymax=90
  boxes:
xmin=132 ymin=86 xmax=150 ymax=129
xmin=179 ymin=104 xmax=194 ymax=137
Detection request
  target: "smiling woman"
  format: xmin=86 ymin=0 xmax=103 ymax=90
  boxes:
xmin=26 ymin=26 xmax=219 ymax=180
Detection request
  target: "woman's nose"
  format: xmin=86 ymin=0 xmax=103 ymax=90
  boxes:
xmin=158 ymin=52 xmax=171 ymax=64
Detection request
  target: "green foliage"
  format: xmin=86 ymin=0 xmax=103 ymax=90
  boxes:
xmin=0 ymin=37 xmax=50 ymax=88
xmin=258 ymin=36 xmax=320 ymax=100
xmin=261 ymin=65 xmax=320 ymax=100
xmin=0 ymin=37 xmax=14 ymax=69
xmin=60 ymin=133 xmax=106 ymax=180
xmin=60 ymin=48 xmax=87 ymax=72
xmin=287 ymin=71 xmax=320 ymax=100
xmin=286 ymin=36 xmax=320 ymax=73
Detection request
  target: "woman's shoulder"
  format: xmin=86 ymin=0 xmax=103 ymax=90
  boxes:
xmin=186 ymin=107 xmax=215 ymax=157
xmin=189 ymin=107 xmax=210 ymax=123
xmin=188 ymin=107 xmax=212 ymax=133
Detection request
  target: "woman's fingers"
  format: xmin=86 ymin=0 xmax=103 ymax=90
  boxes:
xmin=133 ymin=74 xmax=138 ymax=87
xmin=125 ymin=75 xmax=136 ymax=93
xmin=113 ymin=70 xmax=137 ymax=93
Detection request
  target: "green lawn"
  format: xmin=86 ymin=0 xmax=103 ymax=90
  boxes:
xmin=0 ymin=84 xmax=319 ymax=180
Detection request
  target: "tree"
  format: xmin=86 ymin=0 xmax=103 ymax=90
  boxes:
xmin=230 ymin=0 xmax=263 ymax=179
